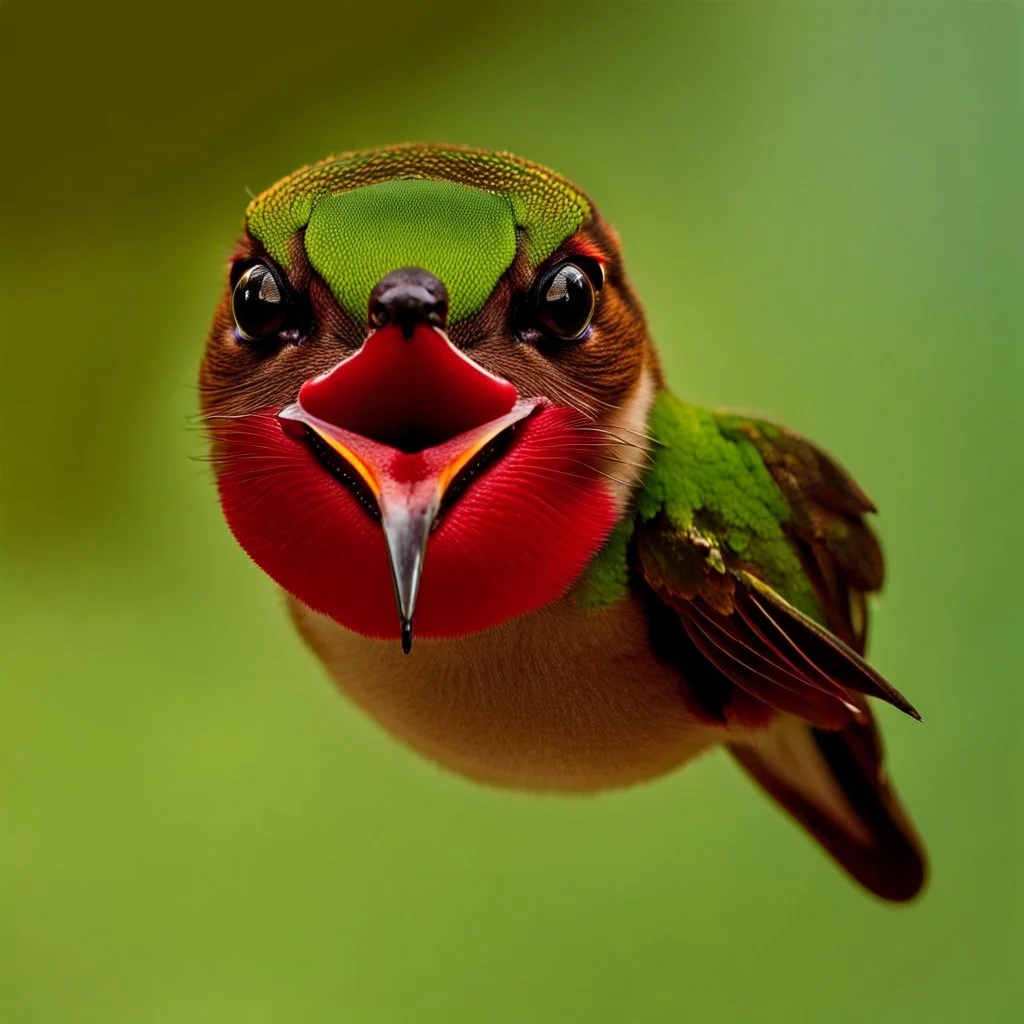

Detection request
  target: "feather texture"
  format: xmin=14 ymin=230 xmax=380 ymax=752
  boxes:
xmin=631 ymin=392 xmax=926 ymax=901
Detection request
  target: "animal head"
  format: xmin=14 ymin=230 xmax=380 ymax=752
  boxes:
xmin=200 ymin=144 xmax=659 ymax=647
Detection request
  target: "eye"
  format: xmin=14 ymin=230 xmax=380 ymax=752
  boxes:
xmin=523 ymin=260 xmax=599 ymax=343
xmin=232 ymin=261 xmax=292 ymax=343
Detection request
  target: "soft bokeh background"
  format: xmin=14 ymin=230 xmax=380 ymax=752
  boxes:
xmin=2 ymin=3 xmax=1020 ymax=1021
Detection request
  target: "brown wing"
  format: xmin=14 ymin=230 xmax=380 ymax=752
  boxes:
xmin=635 ymin=522 xmax=917 ymax=731
xmin=636 ymin=420 xmax=926 ymax=901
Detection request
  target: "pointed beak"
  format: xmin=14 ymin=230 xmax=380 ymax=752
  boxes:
xmin=277 ymin=269 xmax=533 ymax=651
xmin=281 ymin=393 xmax=534 ymax=652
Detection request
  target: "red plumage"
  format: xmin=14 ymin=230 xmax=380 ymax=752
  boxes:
xmin=216 ymin=406 xmax=619 ymax=638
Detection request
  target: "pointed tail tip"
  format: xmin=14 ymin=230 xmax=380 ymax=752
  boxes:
xmin=891 ymin=690 xmax=923 ymax=722
xmin=401 ymin=619 xmax=413 ymax=655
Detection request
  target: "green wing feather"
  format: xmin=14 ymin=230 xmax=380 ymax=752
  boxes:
xmin=581 ymin=390 xmax=918 ymax=717
xmin=581 ymin=394 xmax=820 ymax=617
xmin=581 ymin=390 xmax=926 ymax=901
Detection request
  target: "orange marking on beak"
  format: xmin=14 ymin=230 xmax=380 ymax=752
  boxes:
xmin=435 ymin=416 xmax=522 ymax=496
xmin=305 ymin=427 xmax=383 ymax=498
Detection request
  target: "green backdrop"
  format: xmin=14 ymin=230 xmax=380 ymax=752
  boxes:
xmin=1 ymin=4 xmax=1020 ymax=1022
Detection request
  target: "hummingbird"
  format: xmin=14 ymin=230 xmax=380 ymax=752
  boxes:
xmin=200 ymin=144 xmax=926 ymax=902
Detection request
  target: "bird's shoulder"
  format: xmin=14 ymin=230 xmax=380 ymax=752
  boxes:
xmin=580 ymin=386 xmax=916 ymax=723
xmin=575 ymin=388 xmax=905 ymax=718
xmin=629 ymin=391 xmax=884 ymax=638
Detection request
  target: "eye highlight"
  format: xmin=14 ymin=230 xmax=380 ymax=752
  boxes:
xmin=518 ymin=259 xmax=601 ymax=344
xmin=232 ymin=260 xmax=292 ymax=343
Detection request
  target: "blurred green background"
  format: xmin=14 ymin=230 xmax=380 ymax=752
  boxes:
xmin=1 ymin=3 xmax=1021 ymax=1021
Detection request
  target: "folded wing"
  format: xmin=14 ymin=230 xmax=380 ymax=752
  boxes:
xmin=635 ymin=400 xmax=926 ymax=901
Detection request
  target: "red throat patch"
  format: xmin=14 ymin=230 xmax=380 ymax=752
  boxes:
xmin=214 ymin=404 xmax=619 ymax=639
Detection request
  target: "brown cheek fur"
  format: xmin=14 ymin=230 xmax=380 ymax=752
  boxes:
xmin=199 ymin=234 xmax=363 ymax=423
xmin=451 ymin=214 xmax=661 ymax=418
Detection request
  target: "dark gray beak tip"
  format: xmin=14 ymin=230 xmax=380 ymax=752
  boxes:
xmin=380 ymin=497 xmax=434 ymax=659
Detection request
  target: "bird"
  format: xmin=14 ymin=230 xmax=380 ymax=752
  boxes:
xmin=200 ymin=143 xmax=926 ymax=902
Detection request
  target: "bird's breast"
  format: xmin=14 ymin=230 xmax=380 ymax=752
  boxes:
xmin=288 ymin=588 xmax=723 ymax=792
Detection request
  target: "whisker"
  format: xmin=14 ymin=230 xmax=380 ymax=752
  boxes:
xmin=528 ymin=437 xmax=653 ymax=464
xmin=526 ymin=445 xmax=651 ymax=471
xmin=575 ymin=424 xmax=661 ymax=446
xmin=520 ymin=456 xmax=634 ymax=490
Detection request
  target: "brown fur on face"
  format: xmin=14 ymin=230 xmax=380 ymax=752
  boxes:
xmin=199 ymin=196 xmax=661 ymax=451
xmin=446 ymin=212 xmax=662 ymax=420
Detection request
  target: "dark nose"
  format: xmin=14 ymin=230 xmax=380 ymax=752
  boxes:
xmin=368 ymin=267 xmax=449 ymax=339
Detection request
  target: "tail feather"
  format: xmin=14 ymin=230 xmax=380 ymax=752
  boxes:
xmin=729 ymin=704 xmax=926 ymax=902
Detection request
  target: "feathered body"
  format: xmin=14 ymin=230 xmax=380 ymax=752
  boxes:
xmin=201 ymin=144 xmax=926 ymax=902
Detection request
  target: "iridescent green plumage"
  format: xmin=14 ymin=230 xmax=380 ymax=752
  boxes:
xmin=580 ymin=389 xmax=888 ymax=631
xmin=581 ymin=391 xmax=820 ymax=618
xmin=245 ymin=144 xmax=591 ymax=325
xmin=304 ymin=180 xmax=517 ymax=323
xmin=580 ymin=388 xmax=916 ymax=728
